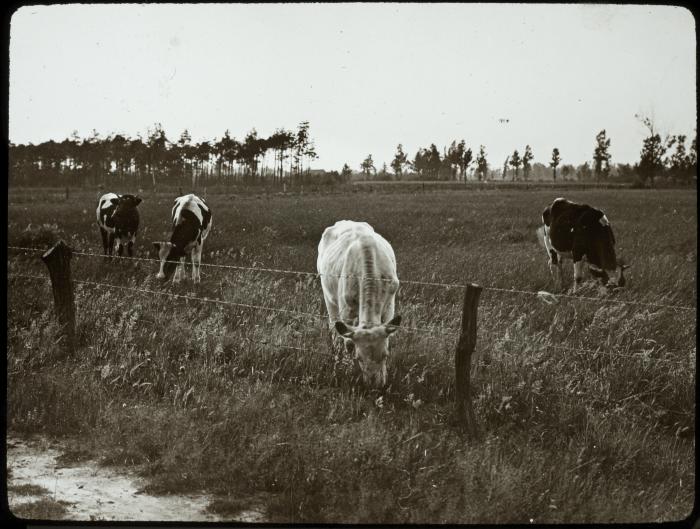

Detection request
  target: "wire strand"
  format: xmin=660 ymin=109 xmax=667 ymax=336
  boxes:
xmin=8 ymin=273 xmax=689 ymax=364
xmin=8 ymin=245 xmax=695 ymax=313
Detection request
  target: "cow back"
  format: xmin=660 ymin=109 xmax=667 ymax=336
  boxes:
xmin=171 ymin=194 xmax=212 ymax=249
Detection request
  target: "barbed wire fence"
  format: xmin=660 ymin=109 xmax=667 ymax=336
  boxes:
xmin=7 ymin=242 xmax=696 ymax=434
xmin=9 ymin=244 xmax=696 ymax=313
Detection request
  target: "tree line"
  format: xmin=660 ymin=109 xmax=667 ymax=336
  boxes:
xmin=356 ymin=119 xmax=696 ymax=186
xmin=9 ymin=115 xmax=697 ymax=188
xmin=9 ymin=121 xmax=330 ymax=188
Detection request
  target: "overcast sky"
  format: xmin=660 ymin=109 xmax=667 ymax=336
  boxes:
xmin=9 ymin=3 xmax=697 ymax=171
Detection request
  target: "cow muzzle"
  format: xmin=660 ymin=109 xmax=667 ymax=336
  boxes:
xmin=606 ymin=264 xmax=630 ymax=289
xmin=361 ymin=362 xmax=387 ymax=389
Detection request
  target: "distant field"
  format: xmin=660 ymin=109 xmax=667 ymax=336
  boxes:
xmin=352 ymin=179 xmax=635 ymax=190
xmin=7 ymin=186 xmax=696 ymax=523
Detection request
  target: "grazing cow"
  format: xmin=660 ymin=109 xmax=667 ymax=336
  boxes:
xmin=153 ymin=194 xmax=212 ymax=283
xmin=96 ymin=193 xmax=142 ymax=257
xmin=317 ymin=220 xmax=401 ymax=388
xmin=539 ymin=197 xmax=629 ymax=292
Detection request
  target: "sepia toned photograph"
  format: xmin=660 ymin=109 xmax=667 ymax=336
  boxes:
xmin=6 ymin=3 xmax=696 ymax=524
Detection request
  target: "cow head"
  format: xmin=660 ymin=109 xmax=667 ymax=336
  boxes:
xmin=578 ymin=210 xmax=630 ymax=288
xmin=152 ymin=241 xmax=185 ymax=281
xmin=111 ymin=194 xmax=142 ymax=220
xmin=608 ymin=257 xmax=630 ymax=289
xmin=334 ymin=315 xmax=402 ymax=388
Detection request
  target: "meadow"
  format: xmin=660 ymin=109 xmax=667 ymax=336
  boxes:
xmin=7 ymin=185 xmax=696 ymax=523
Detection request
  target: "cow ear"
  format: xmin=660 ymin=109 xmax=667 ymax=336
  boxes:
xmin=335 ymin=321 xmax=355 ymax=338
xmin=134 ymin=196 xmax=142 ymax=206
xmin=384 ymin=315 xmax=402 ymax=335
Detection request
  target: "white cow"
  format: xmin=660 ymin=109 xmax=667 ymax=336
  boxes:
xmin=317 ymin=220 xmax=401 ymax=388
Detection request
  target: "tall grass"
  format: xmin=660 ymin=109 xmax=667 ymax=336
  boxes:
xmin=7 ymin=187 xmax=695 ymax=522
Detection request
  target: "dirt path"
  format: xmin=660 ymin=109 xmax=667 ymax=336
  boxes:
xmin=6 ymin=436 xmax=265 ymax=522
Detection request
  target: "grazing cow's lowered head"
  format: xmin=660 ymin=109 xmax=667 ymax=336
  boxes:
xmin=153 ymin=194 xmax=212 ymax=283
xmin=335 ymin=315 xmax=402 ymax=388
xmin=96 ymin=193 xmax=142 ymax=257
xmin=153 ymin=241 xmax=186 ymax=281
xmin=317 ymin=220 xmax=401 ymax=389
xmin=541 ymin=197 xmax=630 ymax=291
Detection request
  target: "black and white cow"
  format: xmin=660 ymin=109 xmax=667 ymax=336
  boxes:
xmin=540 ymin=197 xmax=629 ymax=292
xmin=153 ymin=194 xmax=213 ymax=283
xmin=96 ymin=193 xmax=142 ymax=257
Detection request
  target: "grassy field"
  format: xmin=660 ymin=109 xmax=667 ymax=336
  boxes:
xmin=7 ymin=186 xmax=696 ymax=523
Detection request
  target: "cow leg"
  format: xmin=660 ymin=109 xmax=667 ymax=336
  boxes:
xmin=339 ymin=304 xmax=358 ymax=356
xmin=174 ymin=257 xmax=186 ymax=283
xmin=548 ymin=250 xmax=564 ymax=290
xmin=318 ymin=292 xmax=345 ymax=357
xmin=572 ymin=260 xmax=585 ymax=292
xmin=192 ymin=243 xmax=203 ymax=283
xmin=320 ymin=287 xmax=340 ymax=328
xmin=116 ymin=236 xmax=124 ymax=257
xmin=127 ymin=234 xmax=135 ymax=257
xmin=100 ymin=228 xmax=109 ymax=255
xmin=107 ymin=233 xmax=115 ymax=257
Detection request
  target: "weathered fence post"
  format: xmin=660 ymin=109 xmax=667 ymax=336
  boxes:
xmin=41 ymin=241 xmax=76 ymax=358
xmin=455 ymin=283 xmax=482 ymax=436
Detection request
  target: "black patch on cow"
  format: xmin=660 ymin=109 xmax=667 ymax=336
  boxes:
xmin=98 ymin=194 xmax=141 ymax=256
xmin=111 ymin=196 xmax=140 ymax=238
xmin=171 ymin=209 xmax=201 ymax=251
xmin=197 ymin=203 xmax=212 ymax=232
xmin=588 ymin=267 xmax=609 ymax=282
xmin=161 ymin=245 xmax=186 ymax=280
xmin=544 ymin=198 xmax=618 ymax=272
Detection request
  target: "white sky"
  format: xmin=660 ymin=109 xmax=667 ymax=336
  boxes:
xmin=9 ymin=3 xmax=697 ymax=171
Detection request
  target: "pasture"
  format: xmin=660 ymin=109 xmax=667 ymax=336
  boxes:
xmin=7 ymin=186 xmax=696 ymax=523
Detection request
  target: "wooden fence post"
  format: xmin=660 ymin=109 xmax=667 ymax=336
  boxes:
xmin=41 ymin=241 xmax=76 ymax=357
xmin=455 ymin=283 xmax=482 ymax=436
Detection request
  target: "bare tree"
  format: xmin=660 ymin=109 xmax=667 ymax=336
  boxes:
xmin=522 ymin=145 xmax=534 ymax=180
xmin=593 ymin=130 xmax=611 ymax=181
xmin=635 ymin=114 xmax=666 ymax=187
xmin=472 ymin=145 xmax=487 ymax=181
xmin=550 ymin=148 xmax=561 ymax=180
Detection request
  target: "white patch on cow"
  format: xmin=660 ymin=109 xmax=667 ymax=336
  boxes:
xmin=599 ymin=214 xmax=610 ymax=227
xmin=172 ymin=194 xmax=207 ymax=227
xmin=96 ymin=193 xmax=120 ymax=233
xmin=154 ymin=242 xmax=172 ymax=279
